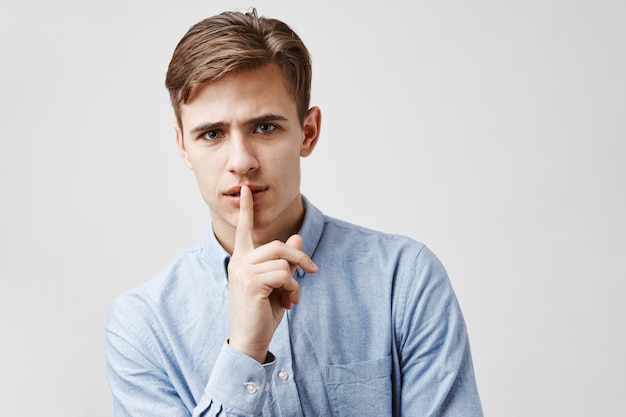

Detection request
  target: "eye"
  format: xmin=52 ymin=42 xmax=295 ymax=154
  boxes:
xmin=255 ymin=123 xmax=277 ymax=134
xmin=201 ymin=130 xmax=224 ymax=141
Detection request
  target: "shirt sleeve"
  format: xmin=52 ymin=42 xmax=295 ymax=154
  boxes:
xmin=395 ymin=245 xmax=484 ymax=417
xmin=201 ymin=343 xmax=276 ymax=416
xmin=105 ymin=297 xmax=275 ymax=417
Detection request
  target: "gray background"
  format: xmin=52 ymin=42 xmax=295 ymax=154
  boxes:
xmin=1 ymin=0 xmax=624 ymax=416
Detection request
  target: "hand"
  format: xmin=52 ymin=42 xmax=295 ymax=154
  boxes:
xmin=227 ymin=186 xmax=318 ymax=363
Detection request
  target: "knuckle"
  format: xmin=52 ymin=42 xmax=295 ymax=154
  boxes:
xmin=278 ymin=269 xmax=290 ymax=280
xmin=268 ymin=240 xmax=283 ymax=252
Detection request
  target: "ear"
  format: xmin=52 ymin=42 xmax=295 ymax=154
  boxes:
xmin=174 ymin=122 xmax=193 ymax=170
xmin=300 ymin=106 xmax=321 ymax=157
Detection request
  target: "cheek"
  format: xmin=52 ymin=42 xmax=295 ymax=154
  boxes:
xmin=266 ymin=140 xmax=302 ymax=164
xmin=190 ymin=158 xmax=220 ymax=191
xmin=269 ymin=152 xmax=301 ymax=183
xmin=275 ymin=154 xmax=302 ymax=189
xmin=188 ymin=147 xmax=223 ymax=173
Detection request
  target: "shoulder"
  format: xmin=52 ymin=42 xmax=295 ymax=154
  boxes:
xmin=106 ymin=239 xmax=217 ymax=333
xmin=121 ymin=242 xmax=204 ymax=297
xmin=320 ymin=214 xmax=430 ymax=260
xmin=317 ymin=214 xmax=450 ymax=287
xmin=321 ymin=213 xmax=450 ymax=288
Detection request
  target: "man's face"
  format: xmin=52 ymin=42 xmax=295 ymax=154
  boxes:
xmin=175 ymin=63 xmax=320 ymax=249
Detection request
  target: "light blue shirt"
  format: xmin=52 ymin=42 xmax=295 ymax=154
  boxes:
xmin=105 ymin=197 xmax=483 ymax=416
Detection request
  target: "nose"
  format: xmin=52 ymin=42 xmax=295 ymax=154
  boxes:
xmin=226 ymin=133 xmax=259 ymax=175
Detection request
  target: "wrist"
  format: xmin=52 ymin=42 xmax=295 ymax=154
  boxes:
xmin=228 ymin=338 xmax=270 ymax=364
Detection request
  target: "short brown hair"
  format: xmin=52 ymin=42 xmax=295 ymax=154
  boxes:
xmin=165 ymin=9 xmax=312 ymax=125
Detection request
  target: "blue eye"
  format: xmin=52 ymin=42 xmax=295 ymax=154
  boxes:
xmin=255 ymin=124 xmax=277 ymax=134
xmin=202 ymin=130 xmax=223 ymax=141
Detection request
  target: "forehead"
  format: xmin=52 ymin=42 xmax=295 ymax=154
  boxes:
xmin=180 ymin=64 xmax=298 ymax=126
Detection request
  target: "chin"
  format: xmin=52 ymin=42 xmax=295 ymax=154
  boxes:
xmin=251 ymin=213 xmax=276 ymax=232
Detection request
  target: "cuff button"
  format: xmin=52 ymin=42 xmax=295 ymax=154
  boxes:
xmin=244 ymin=382 xmax=258 ymax=394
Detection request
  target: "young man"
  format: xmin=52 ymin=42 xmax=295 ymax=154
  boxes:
xmin=105 ymin=9 xmax=483 ymax=417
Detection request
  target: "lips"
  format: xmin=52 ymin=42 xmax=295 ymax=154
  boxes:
xmin=224 ymin=185 xmax=268 ymax=197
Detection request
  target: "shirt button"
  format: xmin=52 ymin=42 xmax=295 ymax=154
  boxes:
xmin=244 ymin=382 xmax=258 ymax=394
xmin=278 ymin=370 xmax=289 ymax=381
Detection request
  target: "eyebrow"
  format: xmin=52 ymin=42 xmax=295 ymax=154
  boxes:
xmin=189 ymin=114 xmax=288 ymax=134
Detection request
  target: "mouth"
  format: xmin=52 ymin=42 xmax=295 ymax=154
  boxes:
xmin=224 ymin=186 xmax=268 ymax=198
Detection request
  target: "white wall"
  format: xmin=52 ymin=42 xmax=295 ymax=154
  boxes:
xmin=1 ymin=1 xmax=624 ymax=415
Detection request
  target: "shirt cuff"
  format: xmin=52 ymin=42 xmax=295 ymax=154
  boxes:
xmin=205 ymin=341 xmax=276 ymax=416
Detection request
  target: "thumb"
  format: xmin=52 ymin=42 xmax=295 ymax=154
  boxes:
xmin=285 ymin=234 xmax=303 ymax=251
xmin=285 ymin=234 xmax=304 ymax=276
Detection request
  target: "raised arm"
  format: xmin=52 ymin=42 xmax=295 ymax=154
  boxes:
xmin=105 ymin=186 xmax=318 ymax=416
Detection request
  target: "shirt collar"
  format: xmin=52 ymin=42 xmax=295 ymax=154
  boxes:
xmin=297 ymin=195 xmax=324 ymax=277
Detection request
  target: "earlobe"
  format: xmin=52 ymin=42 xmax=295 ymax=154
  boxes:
xmin=300 ymin=106 xmax=321 ymax=157
xmin=174 ymin=122 xmax=193 ymax=170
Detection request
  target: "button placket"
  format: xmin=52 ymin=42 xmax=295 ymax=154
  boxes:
xmin=267 ymin=312 xmax=304 ymax=416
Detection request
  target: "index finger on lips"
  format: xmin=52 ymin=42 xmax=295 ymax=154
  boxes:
xmin=234 ymin=185 xmax=255 ymax=254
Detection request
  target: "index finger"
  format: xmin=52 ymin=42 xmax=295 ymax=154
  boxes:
xmin=234 ymin=185 xmax=255 ymax=254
